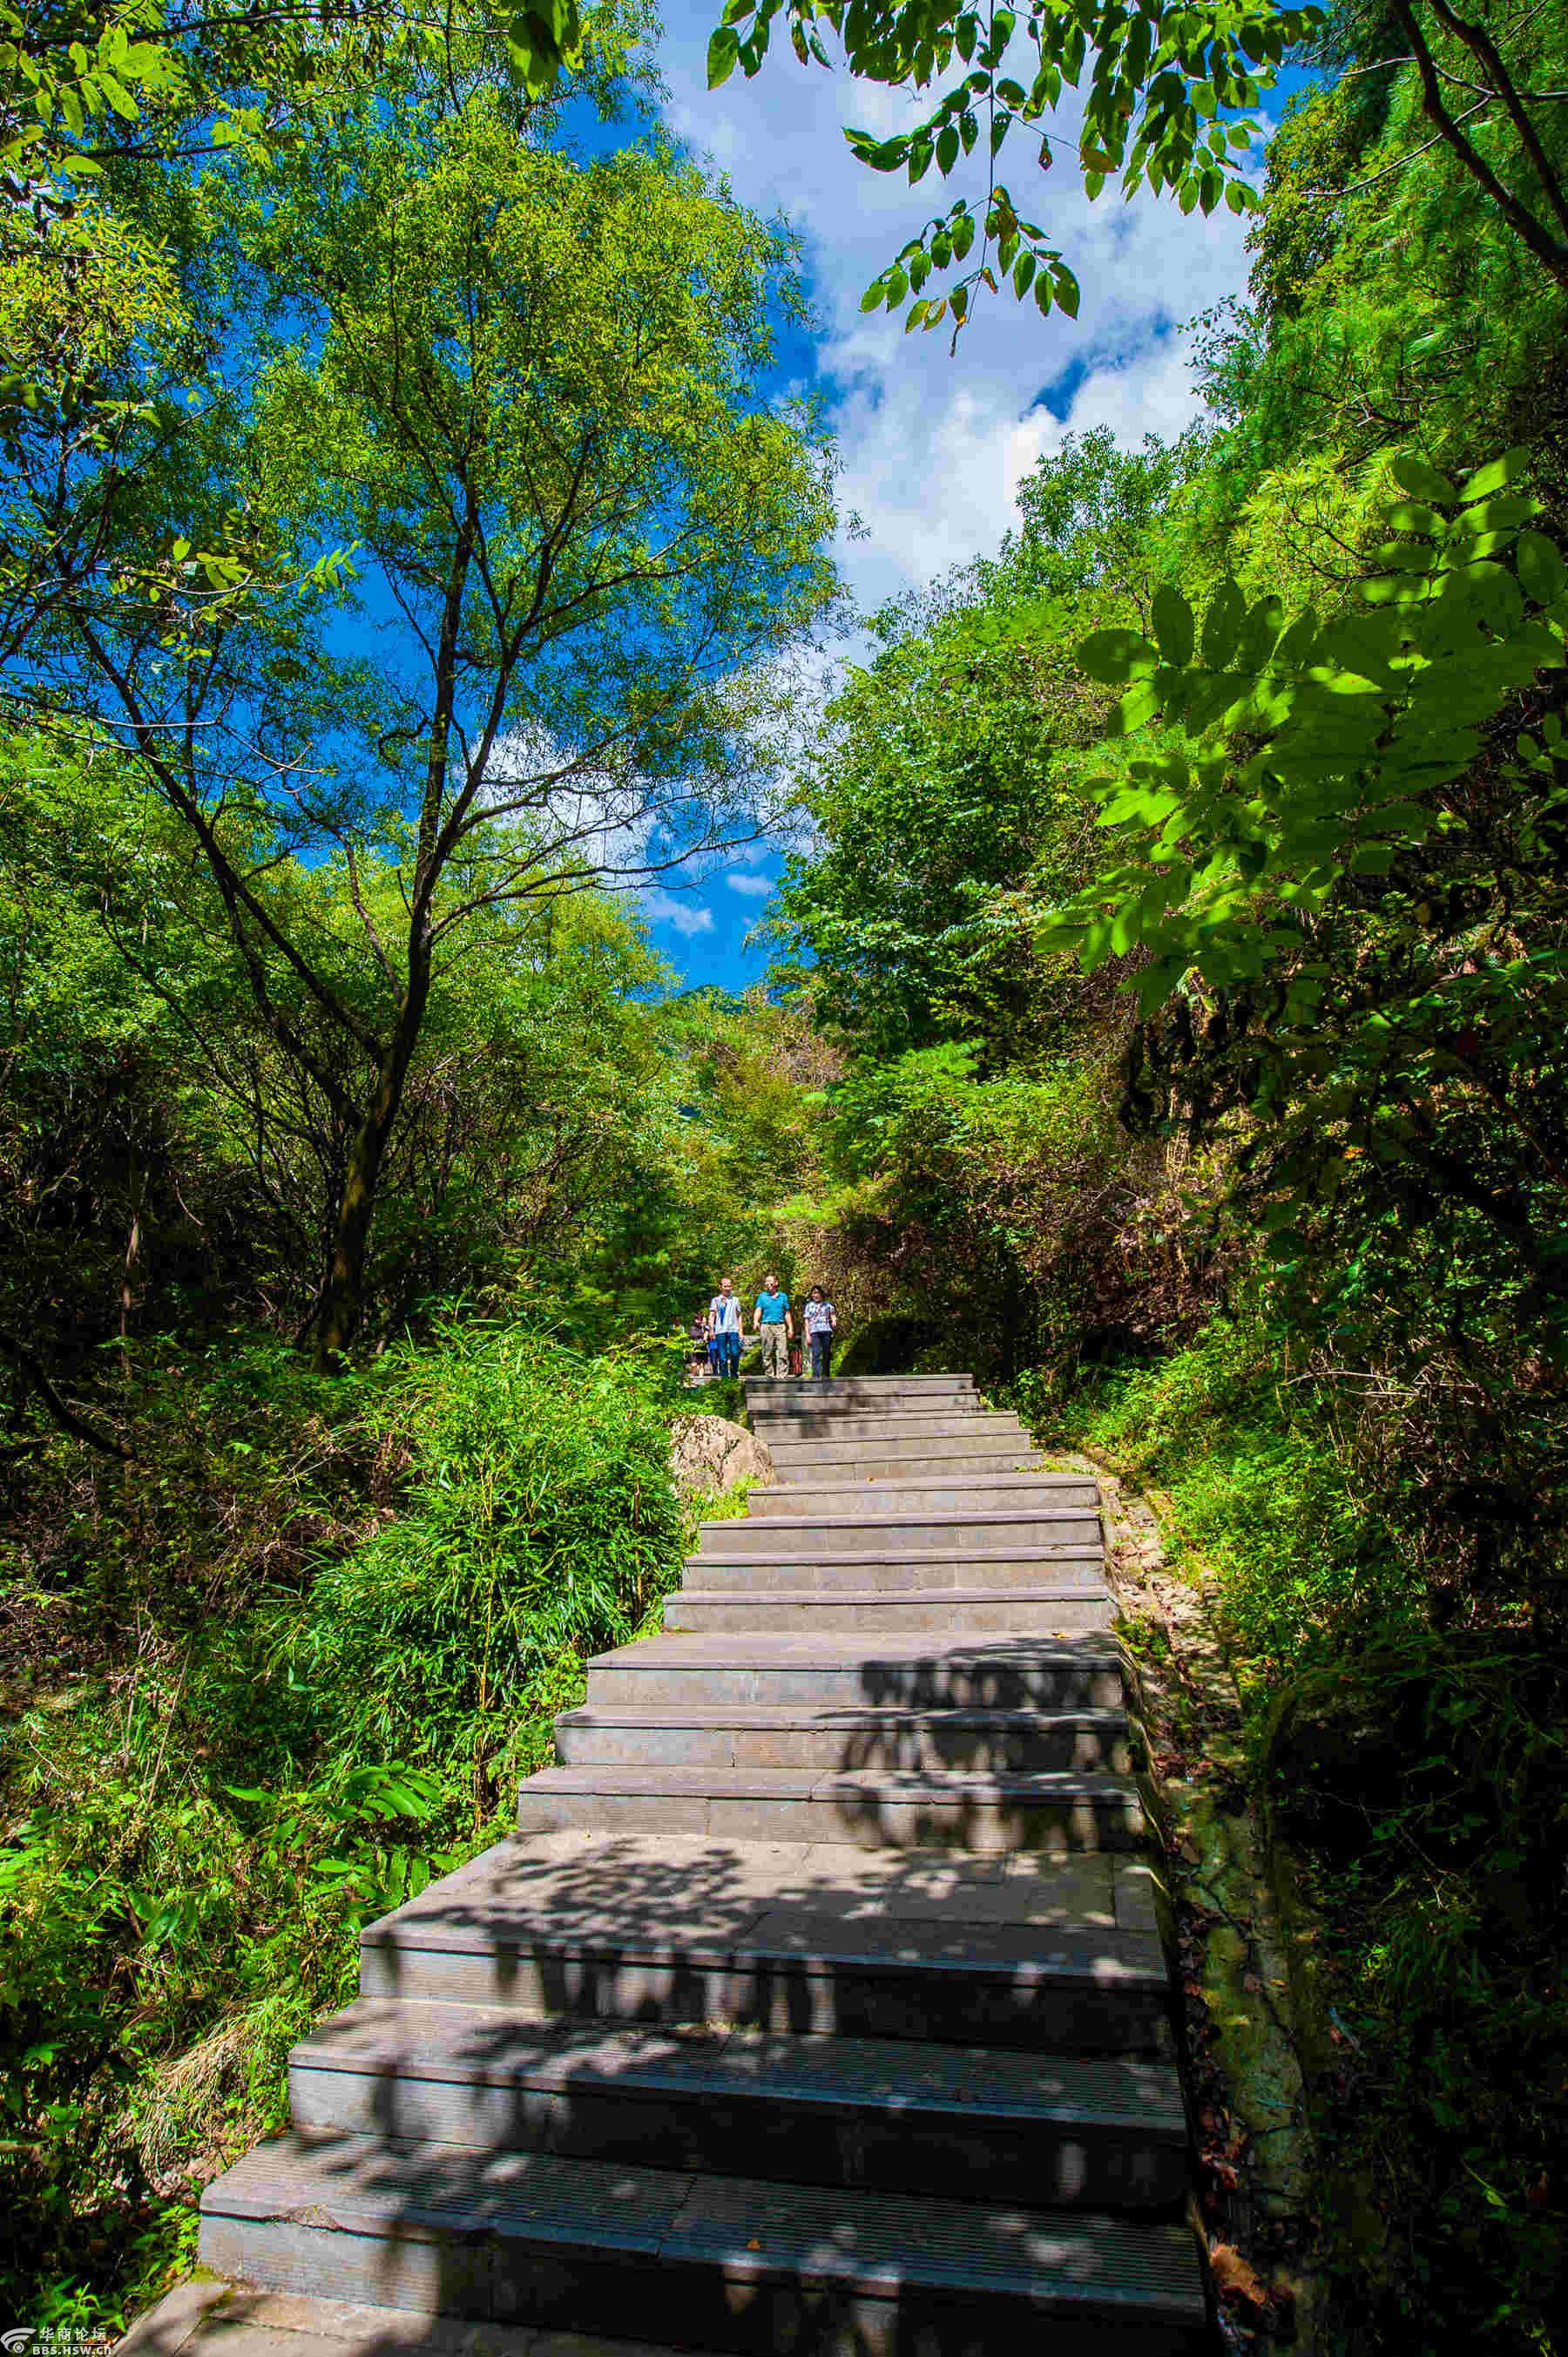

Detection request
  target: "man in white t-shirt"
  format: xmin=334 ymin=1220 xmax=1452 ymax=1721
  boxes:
xmin=707 ymin=1276 xmax=743 ymax=1379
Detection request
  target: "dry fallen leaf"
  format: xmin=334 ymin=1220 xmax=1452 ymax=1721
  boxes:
xmin=1209 ymin=2241 xmax=1269 ymax=2314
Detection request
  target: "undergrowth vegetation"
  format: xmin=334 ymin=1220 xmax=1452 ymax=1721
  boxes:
xmin=1035 ymin=1318 xmax=1566 ymax=2348
xmin=0 ymin=1328 xmax=690 ymax=2331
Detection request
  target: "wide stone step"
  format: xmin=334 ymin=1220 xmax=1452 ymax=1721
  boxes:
xmin=355 ymin=1832 xmax=1170 ymax=2049
xmin=744 ymin=1376 xmax=976 ymax=1405
xmin=554 ymin=1704 xmax=1132 ymax=1773
xmin=698 ymin=1510 xmax=1103 ymax=1554
xmin=751 ymin=1411 xmax=1016 ymax=1443
xmin=680 ymin=1553 xmax=1107 ymax=1592
xmin=289 ymin=2003 xmax=1186 ymax=2210
xmin=765 ymin=1441 xmax=1050 ymax=1477
xmin=514 ymin=1764 xmax=1143 ymax=1852
xmin=754 ymin=1474 xmax=1099 ymax=1516
xmin=585 ymin=1635 xmax=1128 ymax=1712
xmin=199 ymin=2133 xmax=1206 ymax=2353
xmin=666 ymin=1587 xmax=1117 ymax=1635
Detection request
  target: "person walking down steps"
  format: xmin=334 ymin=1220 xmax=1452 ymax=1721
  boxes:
xmin=804 ymin=1283 xmax=837 ymax=1379
xmin=707 ymin=1276 xmax=743 ymax=1379
xmin=754 ymin=1270 xmax=792 ymax=1378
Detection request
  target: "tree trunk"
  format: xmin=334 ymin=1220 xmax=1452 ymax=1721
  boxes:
xmin=313 ymin=958 xmax=432 ymax=1370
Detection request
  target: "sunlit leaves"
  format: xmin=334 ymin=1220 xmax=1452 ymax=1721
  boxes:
xmin=708 ymin=0 xmax=1323 ymax=337
xmin=1039 ymin=456 xmax=1568 ymax=1012
xmin=861 ymin=189 xmax=1078 ymax=341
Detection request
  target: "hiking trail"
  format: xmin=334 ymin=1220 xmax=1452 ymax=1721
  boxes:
xmin=146 ymin=1372 xmax=1207 ymax=2356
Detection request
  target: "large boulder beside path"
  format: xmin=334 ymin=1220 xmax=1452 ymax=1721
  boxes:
xmin=671 ymin=1412 xmax=775 ymax=1496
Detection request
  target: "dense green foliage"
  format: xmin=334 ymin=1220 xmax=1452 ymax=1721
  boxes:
xmin=3 ymin=0 xmax=1567 ymax=2347
xmin=763 ymin=7 xmax=1567 ymax=2340
xmin=1047 ymin=1320 xmax=1565 ymax=2347
xmin=0 ymin=1328 xmax=690 ymax=2327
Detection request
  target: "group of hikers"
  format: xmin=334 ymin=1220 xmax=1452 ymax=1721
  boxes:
xmin=687 ymin=1275 xmax=839 ymax=1383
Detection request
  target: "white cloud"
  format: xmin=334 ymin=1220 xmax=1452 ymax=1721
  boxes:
xmin=725 ymin=868 xmax=774 ymax=897
xmin=641 ymin=887 xmax=716 ymax=937
xmin=659 ymin=3 xmax=1257 ymax=611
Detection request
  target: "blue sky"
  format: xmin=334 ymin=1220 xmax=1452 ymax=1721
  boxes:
xmin=632 ymin=3 xmax=1286 ymax=989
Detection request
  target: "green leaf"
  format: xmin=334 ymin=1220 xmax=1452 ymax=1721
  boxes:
xmin=1373 ymin=539 xmax=1438 ymax=573
xmin=1108 ymin=681 xmax=1161 ymax=736
xmin=1452 ymin=495 xmax=1538 ymax=535
xmin=1078 ymin=627 xmax=1160 ymax=685
xmin=1389 ymin=455 xmax=1456 ymax=505
xmin=1151 ymin=584 xmax=1194 ymax=665
xmin=1200 ymin=579 xmax=1245 ymax=669
xmin=706 ymin=26 xmax=740 ymax=86
xmin=1457 ymin=446 xmax=1532 ymax=504
xmin=1517 ymin=531 xmax=1568 ymax=604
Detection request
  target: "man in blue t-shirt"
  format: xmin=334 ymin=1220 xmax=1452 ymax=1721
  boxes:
xmin=753 ymin=1271 xmax=793 ymax=1378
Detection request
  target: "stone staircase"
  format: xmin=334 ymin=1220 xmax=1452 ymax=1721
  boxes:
xmin=197 ymin=1372 xmax=1209 ymax=2354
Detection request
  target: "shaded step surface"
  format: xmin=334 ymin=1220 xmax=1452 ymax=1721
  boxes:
xmin=585 ymin=1634 xmax=1131 ymax=1710
xmin=515 ymin=1765 xmax=1145 ymax=1851
xmin=764 ymin=1442 xmax=1051 ymax=1475
xmin=682 ymin=1551 xmax=1105 ymax=1587
xmin=665 ymin=1588 xmax=1117 ymax=1635
xmin=697 ymin=1510 xmax=1103 ymax=1554
xmin=355 ymin=1831 xmax=1170 ymax=2050
xmin=200 ymin=2131 xmax=1206 ymax=2354
xmin=751 ymin=1474 xmax=1100 ymax=1515
xmin=744 ymin=1376 xmax=977 ymax=1404
xmin=290 ymin=2002 xmax=1187 ymax=2207
xmin=751 ymin=1412 xmax=1018 ymax=1443
xmin=555 ymin=1703 xmax=1133 ymax=1772
xmin=119 ymin=2281 xmax=737 ymax=2357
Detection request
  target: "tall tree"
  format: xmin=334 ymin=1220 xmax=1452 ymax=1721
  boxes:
xmin=17 ymin=95 xmax=839 ymax=1363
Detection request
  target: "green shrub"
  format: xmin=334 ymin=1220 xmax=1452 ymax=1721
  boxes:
xmin=290 ymin=1323 xmax=684 ymax=1809
xmin=1 ymin=1318 xmax=687 ymax=2328
xmin=1037 ymin=1315 xmax=1410 ymax=1672
xmin=1027 ymin=1316 xmax=1565 ymax=2350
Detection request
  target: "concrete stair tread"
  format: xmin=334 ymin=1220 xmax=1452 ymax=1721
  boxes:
xmin=522 ymin=1765 xmax=1137 ymax=1801
xmin=744 ymin=1374 xmax=975 ymax=1387
xmin=671 ymin=1583 xmax=1110 ymax=1601
xmin=294 ymin=2001 xmax=1186 ymax=2137
xmin=589 ymin=1635 xmax=1125 ymax=1668
xmin=767 ymin=1434 xmax=1040 ymax=1447
xmin=558 ymin=1704 xmax=1127 ymax=1729
xmin=119 ymin=2283 xmax=716 ymax=2357
xmin=361 ymin=1835 xmax=1160 ymax=1961
xmin=752 ymin=1411 xmax=1002 ymax=1422
xmin=767 ymin=1474 xmax=1095 ymax=1496
xmin=698 ymin=1518 xmax=1098 ymax=1536
xmin=202 ymin=2130 xmax=1205 ymax=2322
xmin=686 ymin=1548 xmax=1104 ymax=1567
xmin=763 ymin=1442 xmax=1046 ymax=1461
xmin=752 ymin=1419 xmax=1015 ymax=1436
